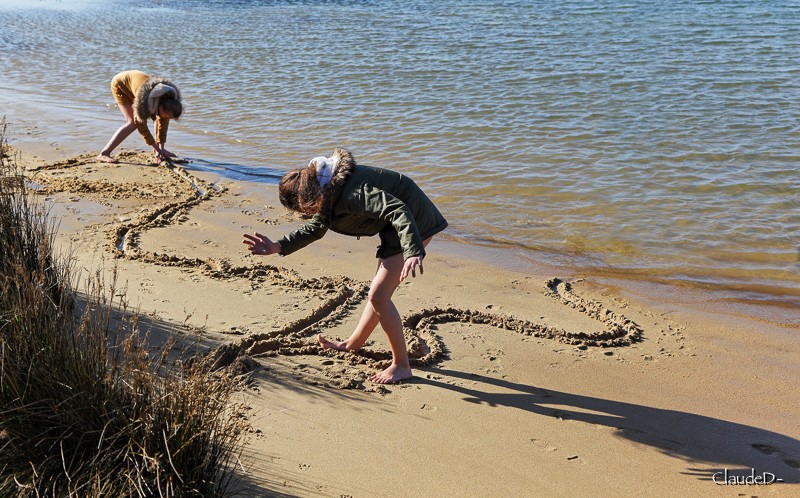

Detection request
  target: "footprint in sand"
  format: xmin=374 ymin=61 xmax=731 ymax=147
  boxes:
xmin=753 ymin=443 xmax=779 ymax=455
xmin=530 ymin=438 xmax=558 ymax=452
xmin=752 ymin=443 xmax=800 ymax=469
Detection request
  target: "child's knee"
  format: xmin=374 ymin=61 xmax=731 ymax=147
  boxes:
xmin=367 ymin=287 xmax=392 ymax=306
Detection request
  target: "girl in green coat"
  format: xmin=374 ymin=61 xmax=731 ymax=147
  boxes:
xmin=243 ymin=147 xmax=447 ymax=384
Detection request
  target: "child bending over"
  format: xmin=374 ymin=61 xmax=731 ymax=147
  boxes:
xmin=243 ymin=147 xmax=447 ymax=383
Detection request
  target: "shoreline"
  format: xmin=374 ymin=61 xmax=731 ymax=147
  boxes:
xmin=433 ymin=236 xmax=800 ymax=329
xmin=6 ymin=139 xmax=800 ymax=496
xmin=1 ymin=92 xmax=797 ymax=322
xmin=8 ymin=133 xmax=798 ymax=332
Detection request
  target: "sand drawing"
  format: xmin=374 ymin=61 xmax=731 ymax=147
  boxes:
xmin=29 ymin=154 xmax=643 ymax=387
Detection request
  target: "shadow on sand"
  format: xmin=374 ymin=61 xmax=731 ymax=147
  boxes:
xmin=420 ymin=368 xmax=800 ymax=484
xmin=131 ymin=310 xmax=375 ymax=497
xmin=90 ymin=303 xmax=321 ymax=497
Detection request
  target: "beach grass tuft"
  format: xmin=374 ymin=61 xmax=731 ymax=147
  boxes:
xmin=0 ymin=121 xmax=248 ymax=496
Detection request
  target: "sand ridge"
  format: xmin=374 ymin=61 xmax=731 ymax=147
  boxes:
xmin=30 ymin=153 xmax=645 ymax=389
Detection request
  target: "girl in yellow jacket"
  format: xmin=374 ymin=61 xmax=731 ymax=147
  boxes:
xmin=97 ymin=70 xmax=183 ymax=163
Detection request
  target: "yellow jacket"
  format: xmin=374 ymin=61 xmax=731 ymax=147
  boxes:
xmin=110 ymin=70 xmax=180 ymax=148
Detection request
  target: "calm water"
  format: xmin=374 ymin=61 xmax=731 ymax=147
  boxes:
xmin=1 ymin=0 xmax=798 ymax=310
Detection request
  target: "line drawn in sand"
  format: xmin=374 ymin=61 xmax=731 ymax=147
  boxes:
xmin=29 ymin=153 xmax=644 ymax=389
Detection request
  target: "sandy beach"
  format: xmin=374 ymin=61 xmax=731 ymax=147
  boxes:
xmin=10 ymin=142 xmax=799 ymax=498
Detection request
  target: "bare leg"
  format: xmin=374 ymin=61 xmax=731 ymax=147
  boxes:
xmin=317 ymin=277 xmax=381 ymax=352
xmin=319 ymin=238 xmax=432 ymax=383
xmin=98 ymin=103 xmax=136 ymax=163
xmin=363 ymin=253 xmax=410 ymax=383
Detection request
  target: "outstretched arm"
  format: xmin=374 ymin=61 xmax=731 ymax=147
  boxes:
xmin=242 ymin=232 xmax=282 ymax=256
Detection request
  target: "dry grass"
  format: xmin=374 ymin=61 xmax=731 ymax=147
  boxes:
xmin=0 ymin=121 xmax=248 ymax=497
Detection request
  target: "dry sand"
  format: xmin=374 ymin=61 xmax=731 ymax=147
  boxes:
xmin=11 ymin=146 xmax=799 ymax=497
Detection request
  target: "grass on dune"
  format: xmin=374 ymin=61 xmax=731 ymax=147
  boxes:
xmin=0 ymin=120 xmax=249 ymax=497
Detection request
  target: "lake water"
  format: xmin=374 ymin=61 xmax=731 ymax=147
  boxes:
xmin=1 ymin=0 xmax=798 ymax=312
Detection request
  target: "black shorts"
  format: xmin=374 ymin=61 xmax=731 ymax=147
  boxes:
xmin=375 ymin=229 xmax=403 ymax=259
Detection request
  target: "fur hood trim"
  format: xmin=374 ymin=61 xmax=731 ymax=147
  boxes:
xmin=323 ymin=147 xmax=356 ymax=193
xmin=319 ymin=147 xmax=356 ymax=219
xmin=133 ymin=76 xmax=181 ymax=123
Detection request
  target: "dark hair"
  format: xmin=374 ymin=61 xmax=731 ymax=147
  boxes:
xmin=278 ymin=166 xmax=323 ymax=215
xmin=159 ymin=97 xmax=183 ymax=119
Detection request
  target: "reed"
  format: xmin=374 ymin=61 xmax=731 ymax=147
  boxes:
xmin=0 ymin=121 xmax=247 ymax=497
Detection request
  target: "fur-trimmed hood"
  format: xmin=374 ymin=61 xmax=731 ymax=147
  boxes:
xmin=132 ymin=76 xmax=181 ymax=123
xmin=319 ymin=146 xmax=356 ymax=219
xmin=322 ymin=147 xmax=356 ymax=191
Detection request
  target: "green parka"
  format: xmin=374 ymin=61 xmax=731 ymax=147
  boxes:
xmin=277 ymin=164 xmax=447 ymax=260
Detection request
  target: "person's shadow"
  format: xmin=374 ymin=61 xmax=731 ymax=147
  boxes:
xmin=419 ymin=368 xmax=800 ymax=484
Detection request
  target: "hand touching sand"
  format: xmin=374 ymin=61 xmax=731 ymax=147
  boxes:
xmin=154 ymin=145 xmax=177 ymax=161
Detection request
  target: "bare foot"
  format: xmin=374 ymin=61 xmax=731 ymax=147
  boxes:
xmin=368 ymin=364 xmax=413 ymax=384
xmin=96 ymin=153 xmax=118 ymax=164
xmin=318 ymin=334 xmax=351 ymax=352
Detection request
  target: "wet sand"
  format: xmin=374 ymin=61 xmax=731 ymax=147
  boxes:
xmin=13 ymin=146 xmax=800 ymax=497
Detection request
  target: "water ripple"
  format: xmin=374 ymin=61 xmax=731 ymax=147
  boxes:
xmin=0 ymin=0 xmax=798 ymax=302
